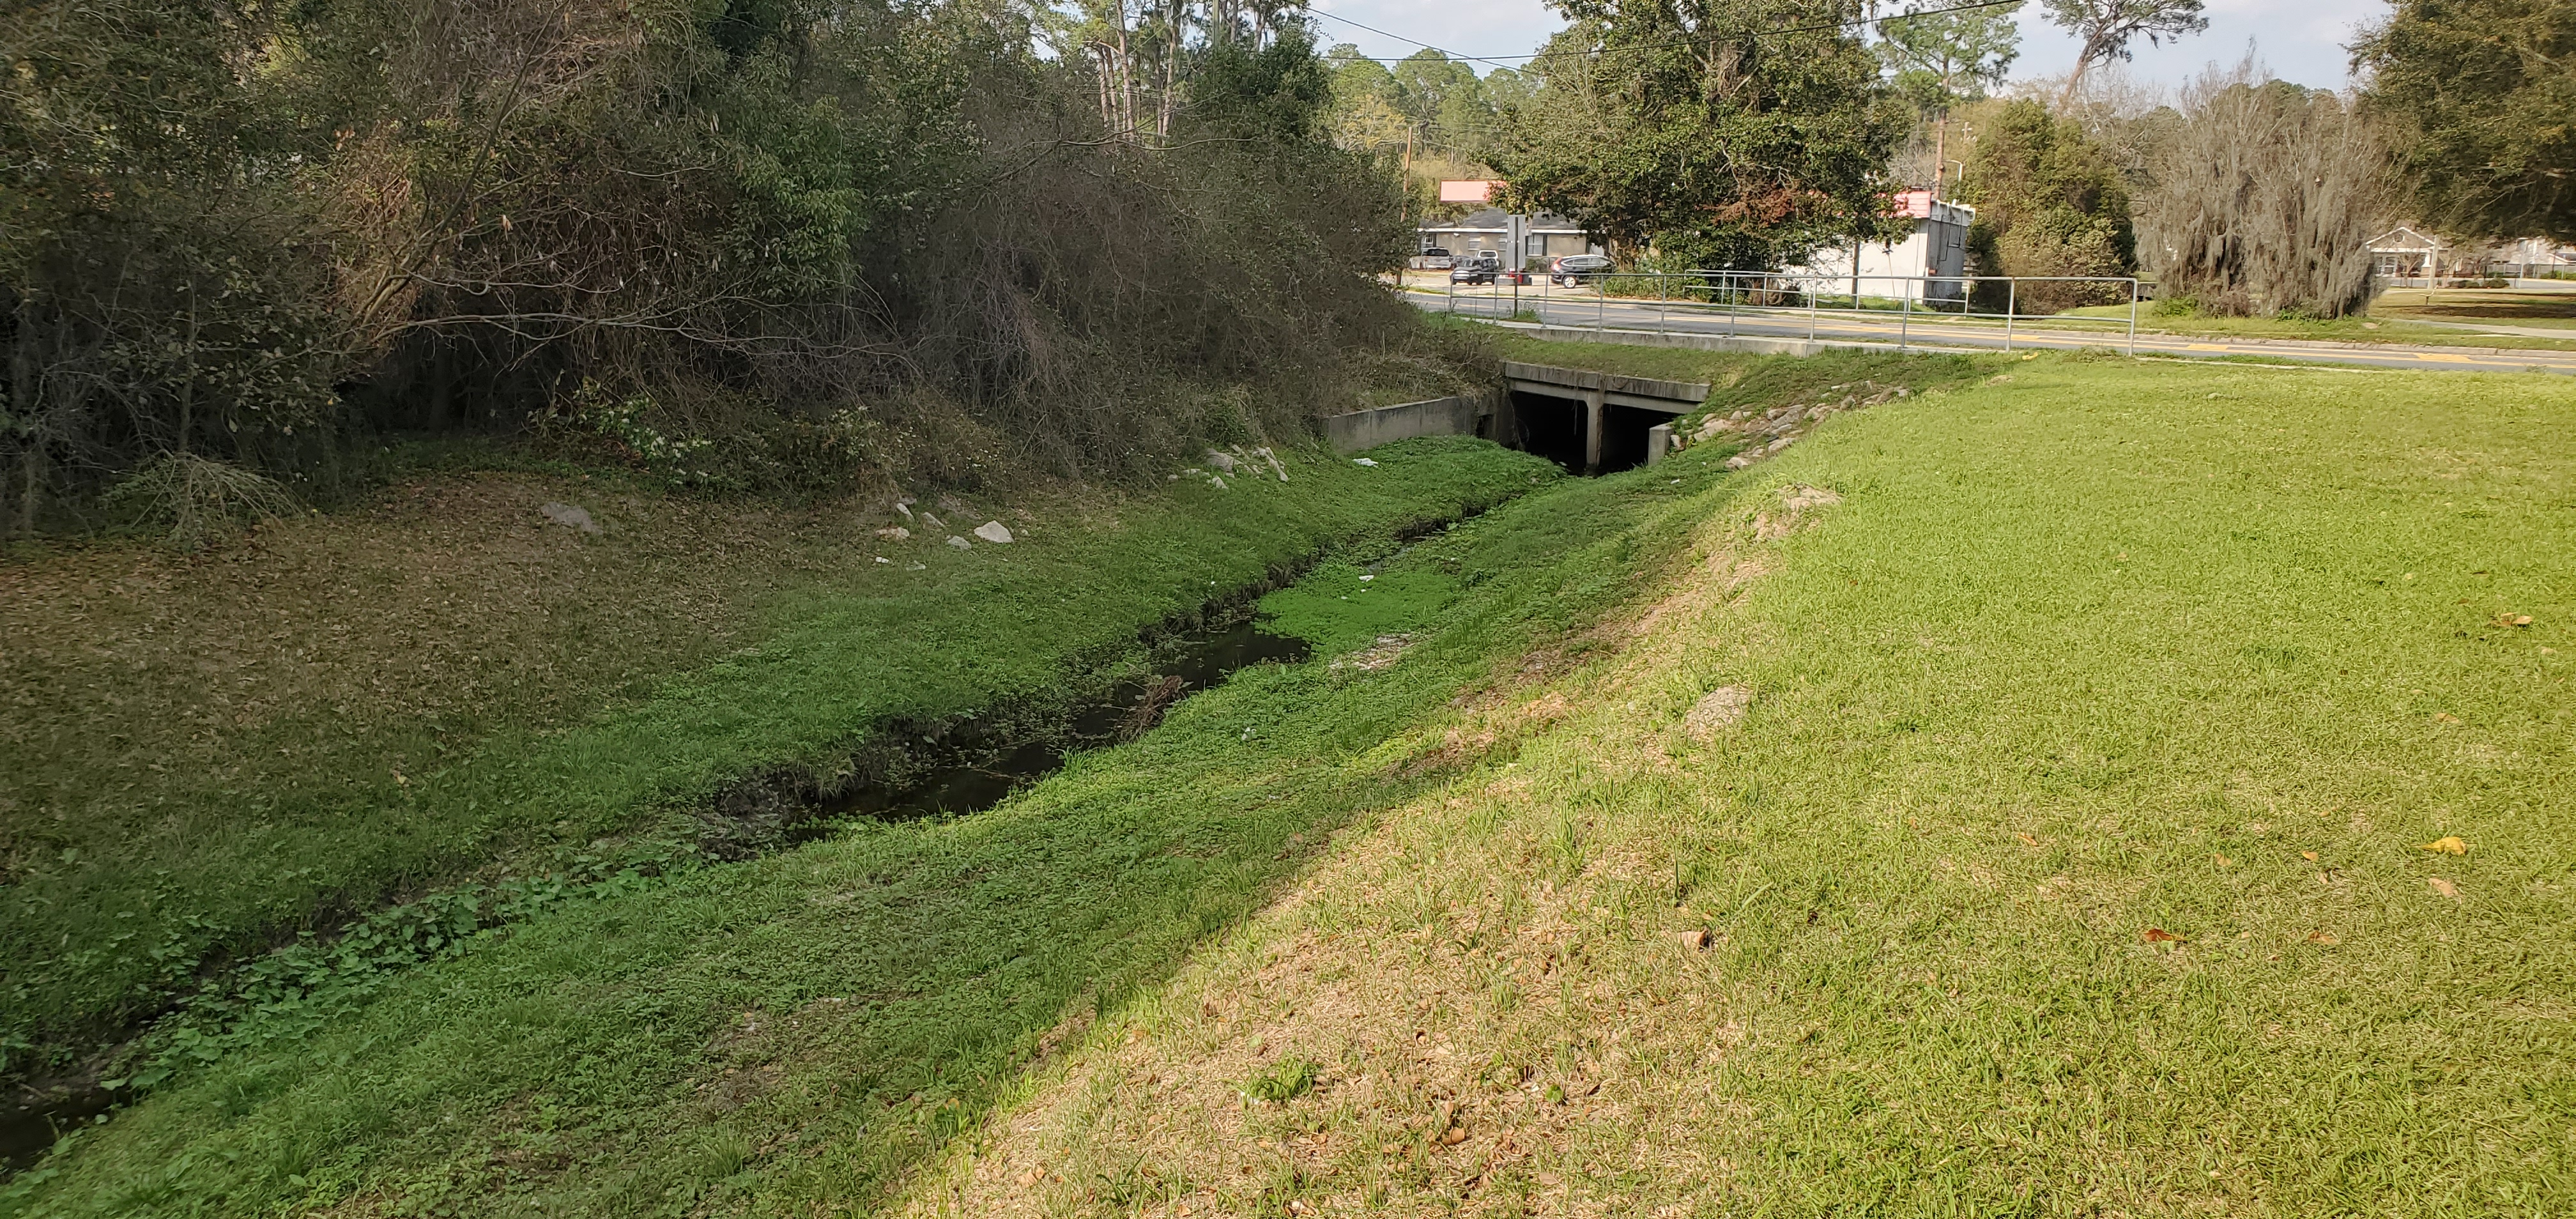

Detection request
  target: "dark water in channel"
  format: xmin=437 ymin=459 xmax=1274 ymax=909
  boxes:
xmin=0 ymin=618 xmax=1312 ymax=1176
xmin=815 ymin=618 xmax=1310 ymax=820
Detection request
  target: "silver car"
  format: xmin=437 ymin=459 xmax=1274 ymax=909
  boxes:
xmin=1551 ymin=254 xmax=1612 ymax=286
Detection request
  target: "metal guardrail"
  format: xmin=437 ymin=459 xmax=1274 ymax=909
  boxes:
xmin=1418 ymin=270 xmax=2145 ymax=358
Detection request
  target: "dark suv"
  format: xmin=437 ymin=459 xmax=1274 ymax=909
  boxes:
xmin=1450 ymin=255 xmax=1499 ymax=285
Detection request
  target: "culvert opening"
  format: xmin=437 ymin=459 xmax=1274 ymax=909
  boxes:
xmin=1507 ymin=390 xmax=1680 ymax=475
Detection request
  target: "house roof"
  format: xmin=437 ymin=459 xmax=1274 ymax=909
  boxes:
xmin=2368 ymin=226 xmax=2440 ymax=252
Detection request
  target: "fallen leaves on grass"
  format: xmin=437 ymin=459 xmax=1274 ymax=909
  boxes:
xmin=2428 ymin=877 xmax=2460 ymax=900
xmin=2016 ymin=832 xmax=2041 ymax=847
xmin=2419 ymin=836 xmax=2468 ymax=855
xmin=1673 ymin=929 xmax=1711 ymax=950
xmin=2214 ymin=854 xmax=2232 ymax=868
xmin=2302 ymin=851 xmax=2319 ymax=861
xmin=2142 ymin=928 xmax=2186 ymax=944
xmin=2434 ymin=712 xmax=2462 ymax=724
xmin=2306 ymin=931 xmax=2339 ymax=945
xmin=2496 ymin=613 xmax=2534 ymax=628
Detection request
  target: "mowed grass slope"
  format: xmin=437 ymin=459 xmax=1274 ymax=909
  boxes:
xmin=896 ymin=357 xmax=2576 ymax=1216
xmin=0 ymin=441 xmax=1544 ymax=1071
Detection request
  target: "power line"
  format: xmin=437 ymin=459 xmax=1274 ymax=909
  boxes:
xmin=1307 ymin=0 xmax=2027 ymax=66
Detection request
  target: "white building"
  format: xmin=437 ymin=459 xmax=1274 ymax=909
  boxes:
xmin=1415 ymin=203 xmax=1600 ymax=270
xmin=1788 ymin=191 xmax=1974 ymax=302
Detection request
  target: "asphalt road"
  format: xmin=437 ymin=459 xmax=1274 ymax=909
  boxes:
xmin=1409 ymin=286 xmax=2576 ymax=375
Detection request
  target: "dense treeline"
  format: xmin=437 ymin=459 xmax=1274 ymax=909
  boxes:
xmin=0 ymin=0 xmax=1418 ymax=535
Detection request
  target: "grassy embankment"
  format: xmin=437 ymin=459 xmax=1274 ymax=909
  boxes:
xmin=0 ymin=442 xmax=1544 ymax=1080
xmin=4 ymin=345 xmax=1993 ymax=1215
xmin=2055 ymin=288 xmax=2576 ymax=349
xmin=895 ymin=353 xmax=2576 ymax=1216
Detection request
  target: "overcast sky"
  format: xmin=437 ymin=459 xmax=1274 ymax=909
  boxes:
xmin=1303 ymin=0 xmax=2388 ymax=93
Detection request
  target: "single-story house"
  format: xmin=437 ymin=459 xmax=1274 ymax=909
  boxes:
xmin=2369 ymin=226 xmax=2443 ymax=280
xmin=1416 ymin=206 xmax=1601 ymax=269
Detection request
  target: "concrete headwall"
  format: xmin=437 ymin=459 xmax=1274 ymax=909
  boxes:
xmin=1326 ymin=394 xmax=1492 ymax=454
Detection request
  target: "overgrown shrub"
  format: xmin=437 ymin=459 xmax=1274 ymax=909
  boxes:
xmin=1 ymin=1 xmax=1426 ymax=531
xmin=1955 ymin=99 xmax=2137 ymax=313
xmin=2138 ymin=70 xmax=2393 ymax=318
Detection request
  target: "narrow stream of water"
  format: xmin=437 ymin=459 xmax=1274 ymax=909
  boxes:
xmin=813 ymin=618 xmax=1310 ymax=821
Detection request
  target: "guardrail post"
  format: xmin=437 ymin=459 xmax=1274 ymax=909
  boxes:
xmin=2004 ymin=279 xmax=2015 ymax=352
xmin=1899 ymin=282 xmax=1911 ymax=353
xmin=2127 ymin=279 xmax=2140 ymax=357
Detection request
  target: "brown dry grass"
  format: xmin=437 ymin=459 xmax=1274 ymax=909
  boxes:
xmin=887 ymin=488 xmax=1823 ymax=1218
xmin=0 ymin=471 xmax=914 ymax=873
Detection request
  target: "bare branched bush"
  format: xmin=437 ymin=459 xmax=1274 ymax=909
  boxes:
xmin=99 ymin=453 xmax=302 ymax=550
xmin=2139 ymin=65 xmax=2394 ymax=318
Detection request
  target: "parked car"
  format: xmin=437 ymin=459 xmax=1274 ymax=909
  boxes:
xmin=1551 ymin=254 xmax=1613 ymax=286
xmin=1418 ymin=247 xmax=1454 ymax=270
xmin=1450 ymin=260 xmax=1496 ymax=286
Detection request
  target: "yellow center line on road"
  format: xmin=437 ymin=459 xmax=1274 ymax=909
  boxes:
xmin=2414 ymin=352 xmax=2475 ymax=362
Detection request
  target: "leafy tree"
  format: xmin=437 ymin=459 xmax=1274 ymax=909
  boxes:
xmin=1324 ymin=45 xmax=1413 ymax=151
xmin=2354 ymin=0 xmax=2576 ymax=241
xmin=1495 ymin=0 xmax=1907 ymax=270
xmin=1877 ymin=1 xmax=2023 ymax=114
xmin=2042 ymin=0 xmax=2207 ymax=103
xmin=1874 ymin=1 xmax=2022 ymax=197
xmin=1954 ymin=98 xmax=2136 ymax=310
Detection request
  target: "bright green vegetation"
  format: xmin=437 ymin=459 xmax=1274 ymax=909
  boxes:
xmin=20 ymin=346 xmax=2576 ymax=1216
xmin=1477 ymin=326 xmax=1993 ymax=409
xmin=2057 ymin=300 xmax=2576 ymax=349
xmin=1605 ymin=357 xmax=2576 ymax=1211
xmin=889 ymin=351 xmax=2575 ymax=1216
xmin=1 ymin=427 xmax=1762 ymax=1215
xmin=0 ymin=442 xmax=1540 ymax=1073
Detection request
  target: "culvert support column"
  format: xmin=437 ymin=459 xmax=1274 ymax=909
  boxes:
xmin=1583 ymin=387 xmax=1606 ymax=473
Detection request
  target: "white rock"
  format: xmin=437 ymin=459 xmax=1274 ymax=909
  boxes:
xmin=1251 ymin=446 xmax=1289 ymax=481
xmin=1683 ymin=686 xmax=1754 ymax=739
xmin=539 ymin=502 xmax=600 ymax=533
xmin=893 ymin=501 xmax=914 ymax=520
xmin=875 ymin=556 xmax=891 ymax=564
xmin=1353 ymin=457 xmax=1378 ymax=467
xmin=1205 ymin=450 xmax=1239 ymax=473
xmin=920 ymin=512 xmax=944 ymax=528
xmin=946 ymin=535 xmax=971 ymax=549
xmin=875 ymin=526 xmax=910 ymax=540
xmin=1208 ymin=475 xmax=1227 ymax=489
xmin=972 ymin=521 xmax=1014 ymax=544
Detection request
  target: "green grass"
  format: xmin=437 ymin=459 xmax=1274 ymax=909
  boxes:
xmin=1637 ymin=356 xmax=2576 ymax=1212
xmin=954 ymin=350 xmax=2575 ymax=1216
xmin=3 ymin=431 xmax=1749 ymax=1215
xmin=2056 ymin=302 xmax=2576 ymax=349
xmin=1478 ymin=325 xmax=1995 ymax=411
xmin=20 ymin=346 xmax=2576 ymax=1215
xmin=0 ymin=440 xmax=1546 ymax=1075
